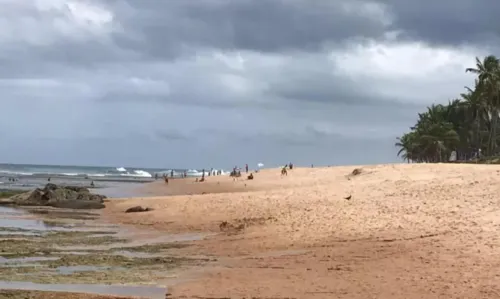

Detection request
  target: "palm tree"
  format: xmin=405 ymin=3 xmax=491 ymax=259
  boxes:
xmin=466 ymin=55 xmax=500 ymax=155
xmin=395 ymin=132 xmax=416 ymax=163
xmin=396 ymin=54 xmax=500 ymax=163
xmin=459 ymin=82 xmax=486 ymax=157
xmin=417 ymin=122 xmax=459 ymax=162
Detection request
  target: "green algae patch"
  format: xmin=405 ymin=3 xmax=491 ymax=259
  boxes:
xmin=41 ymin=254 xmax=201 ymax=268
xmin=0 ymin=290 xmax=132 ymax=299
xmin=0 ymin=190 xmax=25 ymax=199
xmin=0 ymin=253 xmax=209 ymax=284
xmin=0 ymin=231 xmax=125 ymax=258
xmin=0 ymin=211 xmax=207 ymax=286
xmin=114 ymin=241 xmax=190 ymax=253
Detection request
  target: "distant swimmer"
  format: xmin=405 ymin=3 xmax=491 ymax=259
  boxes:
xmin=48 ymin=177 xmax=51 ymax=182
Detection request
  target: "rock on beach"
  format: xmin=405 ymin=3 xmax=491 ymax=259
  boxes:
xmin=5 ymin=183 xmax=106 ymax=209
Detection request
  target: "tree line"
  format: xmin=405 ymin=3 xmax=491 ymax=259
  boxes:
xmin=396 ymin=55 xmax=500 ymax=163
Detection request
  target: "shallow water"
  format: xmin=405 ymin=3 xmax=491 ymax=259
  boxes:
xmin=0 ymin=281 xmax=167 ymax=298
xmin=0 ymin=217 xmax=112 ymax=232
xmin=0 ymin=206 xmax=24 ymax=216
xmin=93 ymin=185 xmax=145 ymax=198
xmin=0 ymin=217 xmax=56 ymax=231
xmin=0 ymin=206 xmax=118 ymax=233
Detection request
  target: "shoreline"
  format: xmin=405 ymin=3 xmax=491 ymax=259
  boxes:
xmin=101 ymin=163 xmax=500 ymax=298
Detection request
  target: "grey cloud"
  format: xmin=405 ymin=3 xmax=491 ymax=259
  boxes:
xmin=0 ymin=0 xmax=393 ymax=71
xmin=113 ymin=0 xmax=392 ymax=59
xmin=382 ymin=0 xmax=500 ymax=46
xmin=154 ymin=130 xmax=189 ymax=141
xmin=0 ymin=0 xmax=487 ymax=167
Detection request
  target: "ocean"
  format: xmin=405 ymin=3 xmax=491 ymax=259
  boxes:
xmin=0 ymin=163 xmax=229 ymax=197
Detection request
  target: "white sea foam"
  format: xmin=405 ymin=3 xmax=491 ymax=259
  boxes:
xmin=0 ymin=170 xmax=34 ymax=176
xmin=119 ymin=170 xmax=152 ymax=178
xmin=116 ymin=167 xmax=127 ymax=172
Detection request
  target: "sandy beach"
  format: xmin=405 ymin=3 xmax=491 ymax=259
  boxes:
xmin=102 ymin=163 xmax=500 ymax=298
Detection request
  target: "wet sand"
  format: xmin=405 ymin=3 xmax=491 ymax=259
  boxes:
xmin=133 ymin=174 xmax=259 ymax=197
xmin=103 ymin=164 xmax=500 ymax=298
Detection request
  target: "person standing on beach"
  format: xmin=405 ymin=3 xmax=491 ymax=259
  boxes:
xmin=245 ymin=164 xmax=248 ymax=173
xmin=170 ymin=170 xmax=174 ymax=178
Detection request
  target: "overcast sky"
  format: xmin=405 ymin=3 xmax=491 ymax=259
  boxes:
xmin=0 ymin=0 xmax=497 ymax=169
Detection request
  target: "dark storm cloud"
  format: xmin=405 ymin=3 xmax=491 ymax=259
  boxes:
xmin=1 ymin=0 xmax=393 ymax=70
xmin=0 ymin=0 xmax=487 ymax=167
xmin=109 ymin=0 xmax=392 ymax=59
xmin=382 ymin=0 xmax=500 ymax=46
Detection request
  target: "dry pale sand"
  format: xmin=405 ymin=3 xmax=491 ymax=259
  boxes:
xmin=103 ymin=163 xmax=500 ymax=298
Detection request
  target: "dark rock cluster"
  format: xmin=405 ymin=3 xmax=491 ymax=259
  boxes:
xmin=8 ymin=183 xmax=106 ymax=209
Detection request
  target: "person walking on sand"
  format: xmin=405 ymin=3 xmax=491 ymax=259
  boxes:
xmin=281 ymin=165 xmax=288 ymax=176
xmin=245 ymin=164 xmax=248 ymax=173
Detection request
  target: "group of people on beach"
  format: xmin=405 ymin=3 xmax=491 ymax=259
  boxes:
xmin=158 ymin=162 xmax=294 ymax=185
xmin=229 ymin=164 xmax=250 ymax=177
xmin=158 ymin=167 xmax=228 ymax=185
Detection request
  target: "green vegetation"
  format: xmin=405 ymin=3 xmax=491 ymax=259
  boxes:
xmin=396 ymin=55 xmax=500 ymax=163
xmin=0 ymin=227 xmax=204 ymax=285
xmin=0 ymin=189 xmax=25 ymax=199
